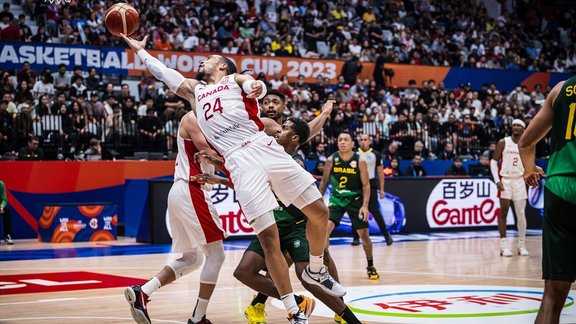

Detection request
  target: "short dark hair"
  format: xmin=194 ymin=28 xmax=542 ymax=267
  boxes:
xmin=219 ymin=56 xmax=237 ymax=74
xmin=287 ymin=117 xmax=310 ymax=146
xmin=265 ymin=89 xmax=285 ymax=103
xmin=338 ymin=131 xmax=353 ymax=140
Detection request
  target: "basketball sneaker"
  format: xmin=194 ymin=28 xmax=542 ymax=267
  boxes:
xmin=334 ymin=314 xmax=345 ymax=323
xmin=500 ymin=239 xmax=512 ymax=257
xmin=287 ymin=310 xmax=308 ymax=324
xmin=124 ymin=285 xmax=151 ymax=324
xmin=298 ymin=295 xmax=316 ymax=317
xmin=5 ymin=235 xmax=13 ymax=245
xmin=302 ymin=265 xmax=346 ymax=297
xmin=351 ymin=238 xmax=360 ymax=246
xmin=518 ymin=241 xmax=529 ymax=256
xmin=384 ymin=233 xmax=393 ymax=246
xmin=188 ymin=316 xmax=213 ymax=324
xmin=245 ymin=302 xmax=267 ymax=324
xmin=366 ymin=266 xmax=379 ymax=280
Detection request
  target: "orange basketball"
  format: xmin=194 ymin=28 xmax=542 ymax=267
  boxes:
xmin=105 ymin=3 xmax=139 ymax=37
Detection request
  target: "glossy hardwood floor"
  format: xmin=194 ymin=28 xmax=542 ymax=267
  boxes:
xmin=1 ymin=233 xmax=574 ymax=324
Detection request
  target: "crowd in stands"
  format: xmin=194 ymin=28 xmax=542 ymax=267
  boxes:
xmin=0 ymin=0 xmax=561 ymax=172
xmin=0 ymin=59 xmax=551 ymax=166
xmin=2 ymin=0 xmax=576 ymax=73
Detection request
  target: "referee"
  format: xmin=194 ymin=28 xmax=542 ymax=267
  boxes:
xmin=354 ymin=134 xmax=394 ymax=246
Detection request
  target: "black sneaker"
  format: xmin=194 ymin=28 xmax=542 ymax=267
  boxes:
xmin=384 ymin=233 xmax=393 ymax=246
xmin=351 ymin=238 xmax=360 ymax=246
xmin=367 ymin=266 xmax=379 ymax=280
xmin=124 ymin=285 xmax=151 ymax=324
xmin=188 ymin=316 xmax=213 ymax=324
xmin=302 ymin=265 xmax=346 ymax=297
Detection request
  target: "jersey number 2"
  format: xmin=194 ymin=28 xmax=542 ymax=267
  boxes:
xmin=203 ymin=98 xmax=223 ymax=121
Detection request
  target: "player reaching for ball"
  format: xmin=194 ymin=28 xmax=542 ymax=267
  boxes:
xmin=120 ymin=34 xmax=345 ymax=324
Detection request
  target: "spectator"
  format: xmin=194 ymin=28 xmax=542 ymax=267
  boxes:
xmin=445 ymin=156 xmax=467 ymax=176
xmin=14 ymin=104 xmax=32 ymax=147
xmin=18 ymin=135 xmax=44 ymax=160
xmin=0 ymin=180 xmax=13 ymax=245
xmin=468 ymin=154 xmax=491 ymax=177
xmin=383 ymin=158 xmax=403 ymax=177
xmin=137 ymin=108 xmax=163 ymax=152
xmin=84 ymin=138 xmax=112 ymax=160
xmin=32 ymin=72 xmax=55 ymax=99
xmin=383 ymin=141 xmax=400 ymax=161
xmin=69 ymin=76 xmax=87 ymax=100
xmin=438 ymin=142 xmax=456 ymax=160
xmin=405 ymin=154 xmax=427 ymax=177
xmin=53 ymin=64 xmax=71 ymax=92
xmin=341 ymin=55 xmax=363 ymax=86
xmin=307 ymin=143 xmax=327 ymax=162
xmin=85 ymin=67 xmax=100 ymax=91
xmin=310 ymin=161 xmax=325 ymax=183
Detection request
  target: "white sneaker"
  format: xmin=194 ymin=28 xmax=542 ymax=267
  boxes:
xmin=518 ymin=241 xmax=529 ymax=256
xmin=500 ymin=239 xmax=512 ymax=257
xmin=288 ymin=310 xmax=308 ymax=324
xmin=302 ymin=265 xmax=346 ymax=297
xmin=5 ymin=235 xmax=13 ymax=245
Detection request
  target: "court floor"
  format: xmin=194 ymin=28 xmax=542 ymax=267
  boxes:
xmin=1 ymin=230 xmax=575 ymax=323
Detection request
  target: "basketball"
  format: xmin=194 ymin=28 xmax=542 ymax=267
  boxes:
xmin=105 ymin=3 xmax=139 ymax=37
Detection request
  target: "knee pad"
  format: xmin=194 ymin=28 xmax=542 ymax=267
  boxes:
xmin=200 ymin=241 xmax=225 ymax=284
xmin=168 ymin=249 xmax=204 ymax=279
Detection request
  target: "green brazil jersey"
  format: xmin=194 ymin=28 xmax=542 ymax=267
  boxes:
xmin=273 ymin=152 xmax=307 ymax=229
xmin=548 ymin=76 xmax=576 ymax=178
xmin=329 ymin=152 xmax=362 ymax=207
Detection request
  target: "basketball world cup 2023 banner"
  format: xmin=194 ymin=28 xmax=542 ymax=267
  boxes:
xmin=1 ymin=41 xmax=572 ymax=91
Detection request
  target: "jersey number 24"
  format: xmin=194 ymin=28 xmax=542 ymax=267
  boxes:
xmin=202 ymin=98 xmax=223 ymax=121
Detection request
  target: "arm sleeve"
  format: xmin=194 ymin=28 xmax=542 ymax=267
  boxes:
xmin=490 ymin=159 xmax=500 ymax=183
xmin=137 ymin=50 xmax=186 ymax=93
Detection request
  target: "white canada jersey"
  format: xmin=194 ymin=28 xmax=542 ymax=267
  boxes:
xmin=500 ymin=136 xmax=524 ymax=178
xmin=174 ymin=131 xmax=214 ymax=183
xmin=195 ymin=74 xmax=264 ymax=155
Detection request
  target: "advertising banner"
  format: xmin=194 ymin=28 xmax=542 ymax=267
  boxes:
xmin=38 ymin=204 xmax=118 ymax=243
xmin=1 ymin=42 xmax=572 ymax=90
xmin=384 ymin=178 xmax=542 ymax=232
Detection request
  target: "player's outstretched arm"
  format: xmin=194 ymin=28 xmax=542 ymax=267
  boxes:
xmin=306 ymin=100 xmax=335 ymax=141
xmin=519 ymin=81 xmax=563 ymax=186
xmin=120 ymin=34 xmax=198 ymax=100
xmin=319 ymin=155 xmax=333 ymax=196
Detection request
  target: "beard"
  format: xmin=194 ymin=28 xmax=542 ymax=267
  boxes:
xmin=196 ymin=70 xmax=208 ymax=82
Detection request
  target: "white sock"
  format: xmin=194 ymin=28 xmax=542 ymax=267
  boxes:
xmin=191 ymin=297 xmax=209 ymax=322
xmin=309 ymin=254 xmax=324 ymax=273
xmin=141 ymin=277 xmax=161 ymax=296
xmin=281 ymin=293 xmax=299 ymax=314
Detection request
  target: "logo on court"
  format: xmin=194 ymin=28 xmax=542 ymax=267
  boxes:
xmin=272 ymin=285 xmax=576 ymax=323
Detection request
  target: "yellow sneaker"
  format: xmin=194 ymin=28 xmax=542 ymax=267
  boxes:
xmin=245 ymin=303 xmax=266 ymax=324
xmin=298 ymin=295 xmax=316 ymax=317
xmin=367 ymin=266 xmax=379 ymax=280
xmin=334 ymin=314 xmax=346 ymax=323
